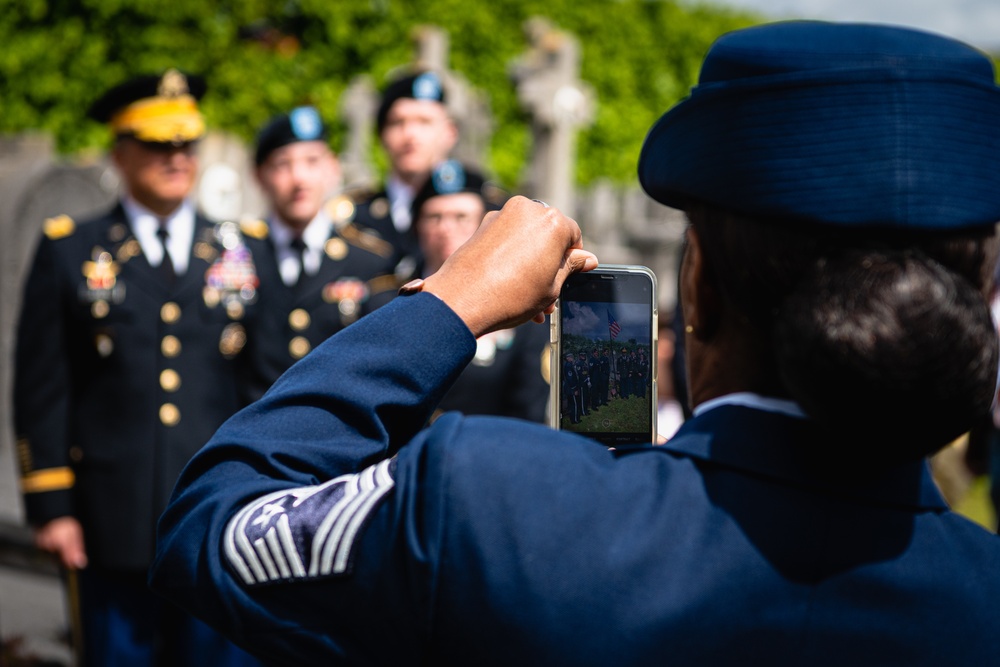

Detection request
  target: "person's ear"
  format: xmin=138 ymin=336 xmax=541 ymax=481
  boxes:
xmin=680 ymin=226 xmax=721 ymax=341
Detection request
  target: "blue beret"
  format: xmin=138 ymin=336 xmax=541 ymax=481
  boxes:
xmin=377 ymin=71 xmax=446 ymax=134
xmin=255 ymin=106 xmax=329 ymax=165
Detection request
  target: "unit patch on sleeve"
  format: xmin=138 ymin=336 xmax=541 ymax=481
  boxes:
xmin=224 ymin=458 xmax=396 ymax=585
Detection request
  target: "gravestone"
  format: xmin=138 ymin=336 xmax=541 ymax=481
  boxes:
xmin=197 ymin=131 xmax=267 ymax=222
xmin=412 ymin=25 xmax=493 ymax=169
xmin=339 ymin=76 xmax=380 ymax=190
xmin=511 ymin=17 xmax=595 ymax=216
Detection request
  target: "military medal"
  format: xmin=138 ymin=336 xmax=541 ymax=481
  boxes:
xmin=81 ymin=248 xmax=125 ymax=311
xmin=322 ymin=278 xmax=368 ymax=322
xmin=204 ymin=221 xmax=259 ymax=312
xmin=219 ymin=323 xmax=247 ymax=358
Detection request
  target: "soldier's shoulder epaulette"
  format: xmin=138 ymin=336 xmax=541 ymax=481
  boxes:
xmin=338 ymin=221 xmax=394 ymax=259
xmin=43 ymin=214 xmax=75 ymax=240
xmin=343 ymin=185 xmax=379 ymax=205
xmin=239 ymin=218 xmax=270 ymax=240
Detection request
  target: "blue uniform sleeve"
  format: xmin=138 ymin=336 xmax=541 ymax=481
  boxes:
xmin=150 ymin=292 xmax=477 ymax=663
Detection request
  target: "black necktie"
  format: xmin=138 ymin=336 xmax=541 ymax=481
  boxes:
xmin=157 ymin=224 xmax=176 ymax=285
xmin=290 ymin=236 xmax=308 ymax=289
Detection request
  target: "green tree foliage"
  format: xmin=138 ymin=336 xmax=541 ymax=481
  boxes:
xmin=0 ymin=0 xmax=758 ymax=185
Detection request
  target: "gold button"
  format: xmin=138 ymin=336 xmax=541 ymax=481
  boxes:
xmin=69 ymin=446 xmax=84 ymax=463
xmin=194 ymin=242 xmax=216 ymax=262
xmin=159 ymin=403 xmax=181 ymax=426
xmin=95 ymin=333 xmax=114 ymax=357
xmin=92 ymin=300 xmax=109 ymax=319
xmin=370 ymin=197 xmax=389 ymax=219
xmin=325 ymin=238 xmax=348 ymax=261
xmin=161 ymin=302 xmax=181 ymax=323
xmin=161 ymin=335 xmax=181 ymax=357
xmin=226 ymin=300 xmax=245 ymax=320
xmin=289 ymin=336 xmax=311 ymax=359
xmin=203 ymin=287 xmax=220 ymax=308
xmin=160 ymin=369 xmax=181 ymax=392
xmin=289 ymin=308 xmax=311 ymax=331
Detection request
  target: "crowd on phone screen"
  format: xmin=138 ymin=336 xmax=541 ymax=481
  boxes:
xmin=560 ymin=345 xmax=653 ymax=426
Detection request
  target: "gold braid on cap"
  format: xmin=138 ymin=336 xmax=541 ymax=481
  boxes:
xmin=110 ymin=69 xmax=205 ymax=143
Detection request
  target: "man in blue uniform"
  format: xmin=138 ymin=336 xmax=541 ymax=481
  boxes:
xmin=576 ymin=351 xmax=592 ymax=417
xmin=619 ymin=346 xmax=633 ymax=398
xmin=240 ymin=106 xmax=395 ymax=401
xmin=152 ymin=23 xmax=1000 ymax=665
xmin=350 ymin=71 xmax=458 ymax=264
xmin=14 ymin=70 xmax=259 ymax=666
xmin=562 ymin=350 xmax=582 ymax=425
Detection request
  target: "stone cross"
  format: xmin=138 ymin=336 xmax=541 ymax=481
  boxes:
xmin=412 ymin=26 xmax=492 ymax=169
xmin=339 ymin=75 xmax=379 ymax=190
xmin=511 ymin=18 xmax=595 ymax=215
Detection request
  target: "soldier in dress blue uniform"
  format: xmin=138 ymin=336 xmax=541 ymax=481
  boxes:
xmin=239 ymin=107 xmax=396 ymax=401
xmin=14 ymin=70 xmax=260 ymax=665
xmin=350 ymin=71 xmax=458 ymax=265
xmin=636 ymin=347 xmax=648 ymax=399
xmin=619 ymin=346 xmax=633 ymax=399
xmin=576 ymin=351 xmax=592 ymax=417
xmin=596 ymin=347 xmax=610 ymax=408
xmin=562 ymin=351 xmax=582 ymax=425
xmin=603 ymin=347 xmax=615 ymax=400
xmin=152 ymin=23 xmax=1000 ymax=665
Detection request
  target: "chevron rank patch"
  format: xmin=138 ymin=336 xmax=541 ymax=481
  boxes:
xmin=224 ymin=458 xmax=395 ymax=585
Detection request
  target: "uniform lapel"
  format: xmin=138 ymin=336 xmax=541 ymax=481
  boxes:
xmin=172 ymin=215 xmax=214 ymax=301
xmin=295 ymin=232 xmax=345 ymax=305
xmin=108 ymin=204 xmax=169 ymax=299
xmin=253 ymin=235 xmax=295 ymax=302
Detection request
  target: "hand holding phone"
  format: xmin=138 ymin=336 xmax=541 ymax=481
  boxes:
xmin=550 ymin=265 xmax=658 ymax=446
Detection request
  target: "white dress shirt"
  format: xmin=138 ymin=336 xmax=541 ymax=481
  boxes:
xmin=693 ymin=392 xmax=807 ymax=419
xmin=122 ymin=195 xmax=195 ymax=275
xmin=386 ymin=175 xmax=416 ymax=234
xmin=269 ymin=212 xmax=333 ymax=286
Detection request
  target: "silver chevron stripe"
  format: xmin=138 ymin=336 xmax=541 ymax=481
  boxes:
xmin=224 ymin=458 xmax=395 ymax=585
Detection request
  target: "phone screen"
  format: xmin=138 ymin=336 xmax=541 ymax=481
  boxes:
xmin=552 ymin=266 xmax=657 ymax=446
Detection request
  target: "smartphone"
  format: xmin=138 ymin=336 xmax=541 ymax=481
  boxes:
xmin=550 ymin=265 xmax=657 ymax=447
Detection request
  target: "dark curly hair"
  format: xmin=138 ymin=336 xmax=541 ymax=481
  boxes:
xmin=687 ymin=204 xmax=999 ymax=462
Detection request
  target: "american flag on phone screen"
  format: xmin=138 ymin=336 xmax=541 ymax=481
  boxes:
xmin=608 ymin=310 xmax=621 ymax=339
